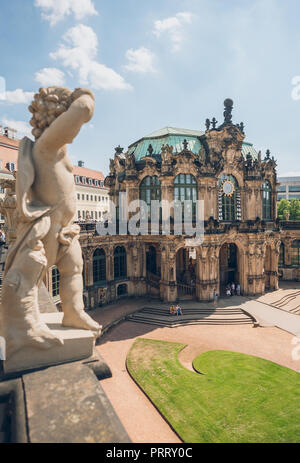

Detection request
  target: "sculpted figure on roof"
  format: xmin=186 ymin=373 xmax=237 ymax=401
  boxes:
xmin=0 ymin=86 xmax=101 ymax=359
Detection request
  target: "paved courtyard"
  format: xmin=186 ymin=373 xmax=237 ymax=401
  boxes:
xmin=93 ymin=289 xmax=300 ymax=443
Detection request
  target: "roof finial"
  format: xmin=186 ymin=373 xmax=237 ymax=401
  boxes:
xmin=115 ymin=145 xmax=124 ymax=155
xmin=211 ymin=117 xmax=218 ymax=129
xmin=223 ymin=98 xmax=233 ymax=125
xmin=205 ymin=118 xmax=211 ymax=130
xmin=147 ymin=144 xmax=154 ymax=155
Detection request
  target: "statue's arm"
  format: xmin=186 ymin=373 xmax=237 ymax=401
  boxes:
xmin=36 ymin=92 xmax=94 ymax=153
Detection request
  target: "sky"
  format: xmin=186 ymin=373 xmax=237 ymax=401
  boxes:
xmin=1 ymin=0 xmax=300 ymax=176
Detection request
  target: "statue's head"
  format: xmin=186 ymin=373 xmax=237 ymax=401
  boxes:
xmin=28 ymin=87 xmax=73 ymax=140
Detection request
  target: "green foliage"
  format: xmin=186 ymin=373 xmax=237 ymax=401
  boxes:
xmin=289 ymin=199 xmax=300 ymax=220
xmin=277 ymin=198 xmax=300 ymax=220
xmin=127 ymin=338 xmax=300 ymax=443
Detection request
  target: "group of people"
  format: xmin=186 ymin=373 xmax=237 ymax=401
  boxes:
xmin=169 ymin=304 xmax=183 ymax=316
xmin=226 ymin=282 xmax=241 ymax=296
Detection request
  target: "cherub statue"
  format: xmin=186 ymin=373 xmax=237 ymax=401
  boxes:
xmin=0 ymin=86 xmax=101 ymax=358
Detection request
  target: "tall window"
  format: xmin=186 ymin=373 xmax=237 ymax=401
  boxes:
xmin=139 ymin=176 xmax=161 ymax=219
xmin=52 ymin=266 xmax=60 ymax=297
xmin=291 ymin=240 xmax=300 ymax=267
xmin=262 ymin=181 xmax=272 ymax=220
xmin=93 ymin=249 xmax=106 ymax=284
xmin=174 ymin=174 xmax=197 ymax=220
xmin=278 ymin=242 xmax=284 ymax=267
xmin=218 ymin=174 xmax=241 ymax=221
xmin=114 ymin=246 xmax=127 ymax=279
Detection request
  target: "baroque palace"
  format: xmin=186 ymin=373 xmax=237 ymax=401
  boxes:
xmin=1 ymin=100 xmax=300 ymax=309
xmin=77 ymin=99 xmax=300 ymax=308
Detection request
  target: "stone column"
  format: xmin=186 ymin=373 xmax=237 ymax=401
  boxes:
xmin=160 ymin=242 xmax=177 ymax=302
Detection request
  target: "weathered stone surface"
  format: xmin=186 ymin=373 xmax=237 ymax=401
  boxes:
xmin=23 ymin=363 xmax=130 ymax=443
xmin=38 ymin=282 xmax=59 ymax=313
xmin=3 ymin=313 xmax=95 ymax=374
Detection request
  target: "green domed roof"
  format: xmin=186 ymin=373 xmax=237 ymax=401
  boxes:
xmin=128 ymin=126 xmax=258 ymax=161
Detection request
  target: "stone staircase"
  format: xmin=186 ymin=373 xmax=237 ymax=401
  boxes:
xmin=256 ymin=285 xmax=300 ymax=315
xmin=126 ymin=303 xmax=255 ymax=327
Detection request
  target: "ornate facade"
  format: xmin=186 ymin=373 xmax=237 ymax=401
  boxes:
xmin=1 ymin=100 xmax=300 ymax=309
xmin=77 ymin=99 xmax=288 ymax=308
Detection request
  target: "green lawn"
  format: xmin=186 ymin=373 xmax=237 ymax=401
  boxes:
xmin=126 ymin=338 xmax=300 ymax=443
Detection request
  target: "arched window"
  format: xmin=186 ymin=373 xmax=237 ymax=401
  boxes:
xmin=114 ymin=246 xmax=127 ymax=279
xmin=262 ymin=181 xmax=272 ymax=220
xmin=117 ymin=284 xmax=128 ymax=296
xmin=146 ymin=245 xmax=157 ymax=275
xmin=218 ymin=174 xmax=241 ymax=221
xmin=291 ymin=240 xmax=300 ymax=267
xmin=278 ymin=242 xmax=284 ymax=267
xmin=174 ymin=174 xmax=197 ymax=220
xmin=93 ymin=249 xmax=106 ymax=284
xmin=139 ymin=176 xmax=161 ymax=219
xmin=52 ymin=266 xmax=60 ymax=298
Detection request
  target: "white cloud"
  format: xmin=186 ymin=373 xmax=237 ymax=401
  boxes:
xmin=124 ymin=47 xmax=156 ymax=73
xmin=3 ymin=89 xmax=34 ymax=104
xmin=35 ymin=67 xmax=65 ymax=87
xmin=34 ymin=0 xmax=98 ymax=26
xmin=50 ymin=24 xmax=132 ymax=91
xmin=153 ymin=11 xmax=194 ymax=52
xmin=1 ymin=118 xmax=32 ymax=136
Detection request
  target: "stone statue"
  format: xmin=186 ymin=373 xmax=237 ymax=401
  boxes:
xmin=0 ymin=86 xmax=101 ymax=359
xmin=161 ymin=144 xmax=173 ymax=163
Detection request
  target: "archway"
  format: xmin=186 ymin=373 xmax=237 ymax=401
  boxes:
xmin=146 ymin=245 xmax=157 ymax=275
xmin=176 ymin=247 xmax=196 ymax=298
xmin=219 ymin=243 xmax=239 ymax=294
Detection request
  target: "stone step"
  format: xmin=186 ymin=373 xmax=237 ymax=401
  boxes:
xmin=141 ymin=309 xmax=245 ymax=316
xmin=126 ymin=318 xmax=253 ymax=327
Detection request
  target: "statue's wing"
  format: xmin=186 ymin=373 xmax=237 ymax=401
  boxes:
xmin=16 ymin=137 xmax=51 ymax=222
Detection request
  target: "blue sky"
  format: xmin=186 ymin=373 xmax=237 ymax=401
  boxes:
xmin=1 ymin=0 xmax=300 ymax=175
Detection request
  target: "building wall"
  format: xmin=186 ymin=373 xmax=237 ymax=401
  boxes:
xmin=277 ymin=176 xmax=300 ymax=201
xmin=75 ymin=118 xmax=283 ymax=307
xmin=0 ymin=129 xmax=109 ymax=225
xmin=73 ymin=164 xmax=109 ymax=221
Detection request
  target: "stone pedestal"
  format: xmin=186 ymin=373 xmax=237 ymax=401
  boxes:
xmin=3 ymin=313 xmax=95 ymax=375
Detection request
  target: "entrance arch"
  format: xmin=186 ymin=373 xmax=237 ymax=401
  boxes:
xmin=219 ymin=243 xmax=239 ymax=294
xmin=146 ymin=245 xmax=157 ymax=275
xmin=176 ymin=247 xmax=196 ymax=298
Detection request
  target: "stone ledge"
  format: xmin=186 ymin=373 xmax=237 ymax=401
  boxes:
xmin=3 ymin=313 xmax=95 ymax=375
xmin=23 ymin=362 xmax=130 ymax=443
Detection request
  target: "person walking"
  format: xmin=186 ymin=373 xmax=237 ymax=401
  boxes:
xmin=213 ymin=289 xmax=218 ymax=307
xmin=236 ymin=284 xmax=241 ymax=296
xmin=231 ymin=282 xmax=235 ymax=296
xmin=176 ymin=304 xmax=183 ymax=316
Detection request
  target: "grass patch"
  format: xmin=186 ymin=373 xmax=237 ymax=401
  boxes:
xmin=127 ymin=338 xmax=300 ymax=443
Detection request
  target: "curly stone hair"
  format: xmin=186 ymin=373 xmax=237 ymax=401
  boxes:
xmin=28 ymin=87 xmax=73 ymax=140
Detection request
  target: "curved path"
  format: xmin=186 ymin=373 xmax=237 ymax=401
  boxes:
xmin=96 ymin=318 xmax=300 ymax=443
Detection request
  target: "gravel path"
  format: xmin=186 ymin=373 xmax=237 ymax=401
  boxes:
xmin=96 ymin=319 xmax=300 ymax=443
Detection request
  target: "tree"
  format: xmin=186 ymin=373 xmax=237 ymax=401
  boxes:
xmin=289 ymin=199 xmax=300 ymax=220
xmin=277 ymin=198 xmax=300 ymax=220
xmin=277 ymin=199 xmax=291 ymax=220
